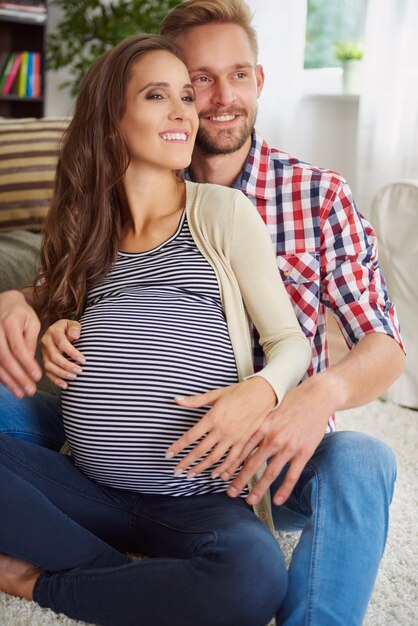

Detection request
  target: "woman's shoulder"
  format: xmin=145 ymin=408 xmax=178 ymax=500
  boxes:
xmin=185 ymin=180 xmax=253 ymax=223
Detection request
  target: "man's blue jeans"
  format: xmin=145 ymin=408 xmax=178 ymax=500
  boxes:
xmin=0 ymin=385 xmax=397 ymax=626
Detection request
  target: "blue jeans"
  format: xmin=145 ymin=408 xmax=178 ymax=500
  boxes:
xmin=0 ymin=431 xmax=286 ymax=626
xmin=0 ymin=385 xmax=397 ymax=626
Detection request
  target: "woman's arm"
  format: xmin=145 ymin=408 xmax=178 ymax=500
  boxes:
xmin=165 ymin=193 xmax=311 ymax=477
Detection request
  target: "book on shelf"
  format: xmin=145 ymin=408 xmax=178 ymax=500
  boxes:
xmin=1 ymin=51 xmax=22 ymax=95
xmin=0 ymin=4 xmax=46 ymax=22
xmin=17 ymin=50 xmax=29 ymax=96
xmin=0 ymin=0 xmax=46 ymax=11
xmin=26 ymin=50 xmax=40 ymax=97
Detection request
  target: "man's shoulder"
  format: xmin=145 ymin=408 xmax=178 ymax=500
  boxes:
xmin=269 ymin=147 xmax=347 ymax=186
xmin=253 ymin=131 xmax=347 ymax=189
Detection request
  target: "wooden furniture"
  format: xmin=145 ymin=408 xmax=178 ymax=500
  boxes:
xmin=0 ymin=5 xmax=47 ymax=118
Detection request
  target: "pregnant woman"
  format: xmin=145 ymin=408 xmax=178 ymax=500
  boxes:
xmin=0 ymin=34 xmax=310 ymax=626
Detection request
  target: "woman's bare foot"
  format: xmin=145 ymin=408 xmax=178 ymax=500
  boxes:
xmin=0 ymin=553 xmax=43 ymax=600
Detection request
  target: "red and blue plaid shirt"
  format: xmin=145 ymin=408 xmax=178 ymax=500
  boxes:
xmin=188 ymin=130 xmax=403 ymax=431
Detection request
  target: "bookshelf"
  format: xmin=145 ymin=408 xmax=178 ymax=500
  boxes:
xmin=0 ymin=2 xmax=47 ymax=118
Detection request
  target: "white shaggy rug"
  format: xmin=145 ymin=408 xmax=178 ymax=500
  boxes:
xmin=1 ymin=399 xmax=417 ymax=626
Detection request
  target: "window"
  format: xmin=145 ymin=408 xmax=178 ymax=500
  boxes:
xmin=304 ymin=0 xmax=367 ymax=69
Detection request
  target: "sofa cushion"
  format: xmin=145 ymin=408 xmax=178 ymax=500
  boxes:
xmin=0 ymin=117 xmax=70 ymax=232
xmin=0 ymin=229 xmax=42 ymax=292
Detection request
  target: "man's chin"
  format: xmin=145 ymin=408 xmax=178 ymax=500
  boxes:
xmin=195 ymin=130 xmax=251 ymax=156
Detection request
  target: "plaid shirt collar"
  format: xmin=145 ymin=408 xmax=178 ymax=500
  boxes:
xmin=185 ymin=129 xmax=276 ymax=201
xmin=232 ymin=129 xmax=277 ymax=201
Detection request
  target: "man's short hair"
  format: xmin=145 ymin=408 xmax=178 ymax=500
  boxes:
xmin=160 ymin=0 xmax=258 ymax=60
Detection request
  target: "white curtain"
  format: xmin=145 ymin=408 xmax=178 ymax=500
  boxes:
xmin=356 ymin=0 xmax=418 ymax=216
xmin=246 ymin=0 xmax=307 ymax=149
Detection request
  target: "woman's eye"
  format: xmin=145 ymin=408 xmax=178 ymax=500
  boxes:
xmin=182 ymin=94 xmax=195 ymax=102
xmin=146 ymin=92 xmax=164 ymax=100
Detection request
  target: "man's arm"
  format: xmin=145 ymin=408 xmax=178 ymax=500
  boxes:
xmin=226 ymin=177 xmax=405 ymax=506
xmin=226 ymin=332 xmax=405 ymax=506
xmin=0 ymin=288 xmax=83 ymax=398
xmin=0 ymin=288 xmax=42 ymax=397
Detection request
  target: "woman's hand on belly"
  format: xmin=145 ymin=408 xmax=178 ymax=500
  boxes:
xmin=165 ymin=377 xmax=277 ymax=479
xmin=41 ymin=319 xmax=86 ymax=389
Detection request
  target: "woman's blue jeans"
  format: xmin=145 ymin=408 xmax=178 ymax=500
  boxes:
xmin=0 ymin=430 xmax=286 ymax=626
xmin=0 ymin=385 xmax=397 ymax=626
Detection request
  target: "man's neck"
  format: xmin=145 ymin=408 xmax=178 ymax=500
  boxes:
xmin=189 ymin=139 xmax=251 ymax=188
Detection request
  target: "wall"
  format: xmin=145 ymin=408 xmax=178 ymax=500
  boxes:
xmin=45 ymin=3 xmax=75 ymax=117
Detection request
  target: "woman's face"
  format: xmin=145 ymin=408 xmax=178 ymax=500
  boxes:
xmin=120 ymin=50 xmax=199 ymax=173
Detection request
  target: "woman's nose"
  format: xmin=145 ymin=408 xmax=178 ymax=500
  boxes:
xmin=168 ymin=100 xmax=187 ymax=120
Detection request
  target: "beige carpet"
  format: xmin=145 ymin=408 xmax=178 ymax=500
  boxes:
xmin=1 ymin=399 xmax=417 ymax=625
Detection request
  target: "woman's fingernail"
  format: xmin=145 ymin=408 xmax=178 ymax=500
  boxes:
xmin=187 ymin=472 xmax=196 ymax=479
xmin=72 ymin=367 xmax=83 ymax=374
xmin=58 ymin=383 xmax=68 ymax=390
xmin=221 ymin=472 xmax=230 ymax=481
xmin=66 ymin=373 xmax=77 ymax=380
xmin=174 ymin=468 xmax=184 ymax=477
xmin=24 ymin=385 xmax=35 ymax=395
xmin=76 ymin=357 xmax=86 ymax=365
xmin=246 ymin=494 xmax=257 ymax=505
xmin=228 ymin=487 xmax=238 ymax=497
xmin=212 ymin=472 xmax=219 ymax=479
xmin=165 ymin=451 xmax=174 ymax=459
xmin=174 ymin=395 xmax=186 ymax=401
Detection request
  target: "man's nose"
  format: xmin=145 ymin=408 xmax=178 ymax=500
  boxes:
xmin=211 ymin=78 xmax=235 ymax=107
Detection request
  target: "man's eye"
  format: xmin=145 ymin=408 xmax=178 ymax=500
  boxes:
xmin=193 ymin=76 xmax=210 ymax=83
xmin=235 ymin=72 xmax=247 ymax=79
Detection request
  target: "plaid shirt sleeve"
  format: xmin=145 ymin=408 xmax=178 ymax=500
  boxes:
xmin=320 ymin=177 xmax=403 ymax=349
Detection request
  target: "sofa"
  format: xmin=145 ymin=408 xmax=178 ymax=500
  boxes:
xmin=0 ymin=116 xmax=70 ymax=291
xmin=369 ymin=180 xmax=418 ymax=409
xmin=0 ymin=116 xmax=70 ymax=392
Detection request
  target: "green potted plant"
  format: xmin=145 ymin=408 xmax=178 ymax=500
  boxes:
xmin=47 ymin=0 xmax=182 ymax=96
xmin=334 ymin=41 xmax=363 ymax=94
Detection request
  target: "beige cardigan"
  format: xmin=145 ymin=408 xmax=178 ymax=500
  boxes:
xmin=185 ymin=181 xmax=311 ymax=529
xmin=186 ymin=180 xmax=310 ymax=402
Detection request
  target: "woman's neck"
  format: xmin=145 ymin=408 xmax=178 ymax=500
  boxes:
xmin=120 ymin=167 xmax=186 ymax=253
xmin=123 ymin=168 xmax=185 ymax=227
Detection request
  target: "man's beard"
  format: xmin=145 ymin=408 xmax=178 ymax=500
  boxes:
xmin=195 ymin=106 xmax=257 ymax=155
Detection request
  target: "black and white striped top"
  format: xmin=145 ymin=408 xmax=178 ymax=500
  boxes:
xmin=61 ymin=213 xmax=240 ymax=496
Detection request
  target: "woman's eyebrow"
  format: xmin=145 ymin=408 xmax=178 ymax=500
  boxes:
xmin=138 ymin=81 xmax=194 ymax=93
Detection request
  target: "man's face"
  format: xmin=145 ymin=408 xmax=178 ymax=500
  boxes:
xmin=175 ymin=23 xmax=264 ymax=155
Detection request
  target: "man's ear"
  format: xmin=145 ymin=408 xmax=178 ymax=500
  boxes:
xmin=255 ymin=64 xmax=265 ymax=97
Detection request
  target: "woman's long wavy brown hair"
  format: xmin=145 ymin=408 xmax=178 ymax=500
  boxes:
xmin=35 ymin=34 xmax=183 ymax=324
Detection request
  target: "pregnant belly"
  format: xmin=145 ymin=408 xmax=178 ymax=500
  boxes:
xmin=61 ymin=292 xmax=239 ymax=494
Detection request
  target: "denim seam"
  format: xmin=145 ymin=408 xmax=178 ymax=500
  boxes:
xmin=304 ymin=460 xmax=322 ymax=626
xmin=0 ymin=447 xmax=130 ymax=514
xmin=128 ymin=498 xmax=219 ymax=548
xmin=2 ymin=428 xmax=60 ymax=445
